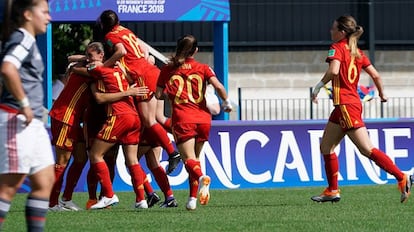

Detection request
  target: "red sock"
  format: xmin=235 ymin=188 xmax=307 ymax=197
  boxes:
xmin=185 ymin=159 xmax=203 ymax=198
xmin=104 ymin=154 xmax=116 ymax=182
xmin=128 ymin=164 xmax=145 ymax=202
xmin=161 ymin=118 xmax=172 ymax=133
xmin=62 ymin=161 xmax=86 ymax=200
xmin=87 ymin=167 xmax=98 ymax=200
xmin=150 ymin=166 xmax=173 ymax=198
xmin=323 ymin=153 xmax=339 ymax=191
xmin=185 ymin=159 xmax=203 ymax=179
xmin=139 ymin=166 xmax=153 ymax=196
xmin=146 ymin=123 xmax=175 ymax=155
xmin=49 ymin=164 xmax=66 ymax=207
xmin=370 ymin=148 xmax=404 ymax=181
xmin=92 ymin=161 xmax=114 ymax=198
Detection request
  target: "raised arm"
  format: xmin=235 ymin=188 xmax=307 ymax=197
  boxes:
xmin=103 ymin=43 xmax=126 ymax=68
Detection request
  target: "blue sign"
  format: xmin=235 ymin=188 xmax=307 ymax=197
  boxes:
xmin=48 ymin=0 xmax=230 ymax=22
xmin=19 ymin=119 xmax=411 ymax=194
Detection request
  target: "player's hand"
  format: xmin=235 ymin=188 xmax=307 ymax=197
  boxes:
xmin=20 ymin=106 xmax=33 ymax=126
xmin=380 ymin=94 xmax=388 ymax=102
xmin=311 ymin=81 xmax=324 ymax=104
xmin=127 ymin=84 xmax=149 ymax=97
xmin=311 ymin=93 xmax=319 ymax=104
xmin=221 ymin=99 xmax=233 ymax=112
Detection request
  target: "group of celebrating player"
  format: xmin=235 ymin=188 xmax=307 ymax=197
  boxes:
xmin=47 ymin=9 xmax=232 ymax=211
xmin=3 ymin=0 xmax=411 ymax=231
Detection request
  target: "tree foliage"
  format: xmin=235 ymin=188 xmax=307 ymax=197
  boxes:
xmin=52 ymin=23 xmax=93 ymax=79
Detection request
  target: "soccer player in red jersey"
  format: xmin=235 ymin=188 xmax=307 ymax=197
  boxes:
xmin=98 ymin=10 xmax=181 ymax=174
xmin=48 ymin=61 xmax=91 ymax=211
xmin=84 ymin=83 xmax=151 ymax=209
xmin=88 ymin=84 xmax=177 ymax=208
xmin=69 ymin=53 xmax=166 ymax=209
xmin=85 ymin=42 xmax=148 ymax=209
xmin=156 ymin=35 xmax=232 ymax=210
xmin=310 ymin=15 xmax=412 ymax=203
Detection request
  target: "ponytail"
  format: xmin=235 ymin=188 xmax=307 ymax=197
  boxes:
xmin=335 ymin=15 xmax=363 ymax=59
xmin=348 ymin=26 xmax=363 ymax=59
xmin=169 ymin=34 xmax=198 ymax=68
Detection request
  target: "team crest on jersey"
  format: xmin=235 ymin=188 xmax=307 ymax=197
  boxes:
xmin=106 ymin=40 xmax=113 ymax=48
xmin=328 ymin=49 xmax=335 ymax=57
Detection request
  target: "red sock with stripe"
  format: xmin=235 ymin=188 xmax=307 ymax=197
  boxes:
xmin=139 ymin=165 xmax=153 ymax=196
xmin=370 ymin=148 xmax=404 ymax=181
xmin=185 ymin=159 xmax=203 ymax=198
xmin=323 ymin=153 xmax=339 ymax=191
xmin=150 ymin=166 xmax=173 ymax=198
xmin=128 ymin=164 xmax=146 ymax=202
xmin=92 ymin=161 xmax=114 ymax=198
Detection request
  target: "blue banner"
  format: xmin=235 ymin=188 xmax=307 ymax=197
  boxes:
xmin=19 ymin=119 xmax=414 ymax=193
xmin=33 ymin=118 xmax=411 ymax=194
xmin=48 ymin=0 xmax=230 ymax=22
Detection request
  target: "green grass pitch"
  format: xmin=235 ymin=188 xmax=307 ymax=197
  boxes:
xmin=4 ymin=185 xmax=413 ymax=232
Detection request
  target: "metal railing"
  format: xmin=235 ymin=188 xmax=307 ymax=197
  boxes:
xmin=238 ymin=96 xmax=414 ymax=121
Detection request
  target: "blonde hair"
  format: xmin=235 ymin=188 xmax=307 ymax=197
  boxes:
xmin=336 ymin=15 xmax=363 ymax=59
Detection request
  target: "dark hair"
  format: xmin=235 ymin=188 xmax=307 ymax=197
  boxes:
xmin=99 ymin=10 xmax=119 ymax=35
xmin=335 ymin=15 xmax=363 ymax=58
xmin=93 ymin=22 xmax=104 ymax=43
xmin=2 ymin=0 xmax=41 ymax=43
xmin=170 ymin=34 xmax=198 ymax=68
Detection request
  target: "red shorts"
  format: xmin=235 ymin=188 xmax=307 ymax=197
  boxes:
xmin=173 ymin=122 xmax=211 ymax=144
xmin=329 ymin=104 xmax=365 ymax=131
xmin=96 ymin=114 xmax=141 ymax=145
xmin=50 ymin=118 xmax=84 ymax=151
xmin=130 ymin=64 xmax=160 ymax=102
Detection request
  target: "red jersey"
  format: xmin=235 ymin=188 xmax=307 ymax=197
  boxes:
xmin=88 ymin=65 xmax=137 ymax=117
xmin=104 ymin=25 xmax=150 ymax=74
xmin=157 ymin=58 xmax=215 ymax=124
xmin=326 ymin=39 xmax=371 ymax=105
xmin=49 ymin=73 xmax=91 ymax=126
xmin=104 ymin=25 xmax=159 ymax=98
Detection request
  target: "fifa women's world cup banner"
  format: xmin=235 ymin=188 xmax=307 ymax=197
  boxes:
xmin=48 ymin=0 xmax=230 ymax=22
xmin=107 ymin=119 xmax=414 ymax=192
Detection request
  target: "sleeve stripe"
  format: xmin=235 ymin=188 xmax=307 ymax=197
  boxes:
xmin=3 ymin=55 xmax=22 ymax=69
xmin=11 ymin=44 xmax=30 ymax=61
